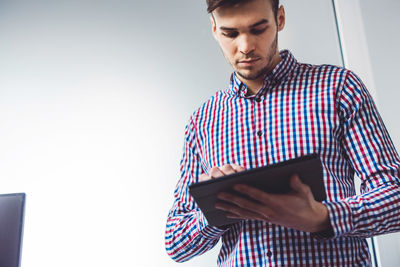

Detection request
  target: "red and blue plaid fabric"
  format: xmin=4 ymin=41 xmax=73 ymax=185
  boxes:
xmin=165 ymin=50 xmax=400 ymax=266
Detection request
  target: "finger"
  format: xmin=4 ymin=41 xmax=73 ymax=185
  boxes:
xmin=290 ymin=174 xmax=311 ymax=196
xmin=233 ymin=184 xmax=272 ymax=205
xmin=224 ymin=211 xmax=242 ymax=219
xmin=215 ymin=201 xmax=268 ymax=221
xmin=217 ymin=192 xmax=273 ymax=218
xmin=231 ymin=164 xmax=245 ymax=172
xmin=226 ymin=209 xmax=267 ymax=221
xmin=198 ymin=173 xmax=210 ymax=182
xmin=220 ymin=164 xmax=236 ymax=175
xmin=209 ymin=166 xmax=225 ymax=178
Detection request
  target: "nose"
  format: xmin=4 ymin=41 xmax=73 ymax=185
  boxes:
xmin=238 ymin=34 xmax=255 ymax=55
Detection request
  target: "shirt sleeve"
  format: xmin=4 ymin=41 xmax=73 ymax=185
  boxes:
xmin=165 ymin=116 xmax=228 ymax=262
xmin=320 ymin=70 xmax=400 ymax=239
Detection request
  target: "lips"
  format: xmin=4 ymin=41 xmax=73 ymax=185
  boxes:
xmin=238 ymin=58 xmax=260 ymax=66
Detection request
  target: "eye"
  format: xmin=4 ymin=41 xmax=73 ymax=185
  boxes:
xmin=250 ymin=27 xmax=267 ymax=35
xmin=222 ymin=31 xmax=239 ymax=38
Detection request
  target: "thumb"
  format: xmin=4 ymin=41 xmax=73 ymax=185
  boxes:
xmin=290 ymin=174 xmax=309 ymax=195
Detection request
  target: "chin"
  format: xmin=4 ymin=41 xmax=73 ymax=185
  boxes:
xmin=237 ymin=69 xmax=264 ymax=80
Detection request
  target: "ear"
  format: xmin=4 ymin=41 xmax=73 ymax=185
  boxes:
xmin=210 ymin=15 xmax=217 ymax=40
xmin=277 ymin=5 xmax=285 ymax=32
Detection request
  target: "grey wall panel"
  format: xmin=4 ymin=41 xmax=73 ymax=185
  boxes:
xmin=359 ymin=1 xmax=400 ymax=266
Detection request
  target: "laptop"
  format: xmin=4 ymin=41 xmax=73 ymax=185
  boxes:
xmin=0 ymin=193 xmax=26 ymax=267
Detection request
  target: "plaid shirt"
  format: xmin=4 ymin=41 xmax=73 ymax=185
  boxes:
xmin=165 ymin=50 xmax=400 ymax=266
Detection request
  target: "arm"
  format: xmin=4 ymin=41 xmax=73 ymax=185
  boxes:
xmin=214 ymin=70 xmax=400 ymax=239
xmin=165 ymin=117 xmax=227 ymax=262
xmin=321 ymin=70 xmax=400 ymax=239
xmin=215 ymin=174 xmax=331 ymax=233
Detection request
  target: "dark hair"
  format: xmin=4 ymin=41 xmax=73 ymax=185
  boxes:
xmin=206 ymin=0 xmax=280 ymax=18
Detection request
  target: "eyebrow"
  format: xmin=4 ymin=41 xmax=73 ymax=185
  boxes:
xmin=219 ymin=19 xmax=269 ymax=31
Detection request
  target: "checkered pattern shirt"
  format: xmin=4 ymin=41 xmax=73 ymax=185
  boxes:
xmin=165 ymin=50 xmax=400 ymax=266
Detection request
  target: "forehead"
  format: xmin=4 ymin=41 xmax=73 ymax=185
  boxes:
xmin=213 ymin=0 xmax=274 ymax=28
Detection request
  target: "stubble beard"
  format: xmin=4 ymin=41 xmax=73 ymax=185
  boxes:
xmin=235 ymin=32 xmax=278 ymax=81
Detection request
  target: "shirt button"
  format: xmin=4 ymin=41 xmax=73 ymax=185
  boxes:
xmin=257 ymin=130 xmax=263 ymax=137
xmin=266 ymin=250 xmax=273 ymax=257
xmin=256 ymin=97 xmax=262 ymax=102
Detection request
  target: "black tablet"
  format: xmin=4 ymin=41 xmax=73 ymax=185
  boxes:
xmin=189 ymin=154 xmax=326 ymax=227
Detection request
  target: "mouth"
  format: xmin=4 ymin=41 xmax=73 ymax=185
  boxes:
xmin=238 ymin=58 xmax=261 ymax=67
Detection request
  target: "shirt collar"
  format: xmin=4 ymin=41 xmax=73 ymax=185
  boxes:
xmin=229 ymin=49 xmax=297 ymax=97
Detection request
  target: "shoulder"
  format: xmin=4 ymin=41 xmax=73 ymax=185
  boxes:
xmin=182 ymin=90 xmax=227 ymax=142
xmin=293 ymin=61 xmax=350 ymax=81
xmin=292 ymin=61 xmax=366 ymax=95
xmin=189 ymin=89 xmax=228 ymax=126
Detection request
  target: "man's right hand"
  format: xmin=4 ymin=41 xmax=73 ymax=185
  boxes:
xmin=199 ymin=164 xmax=245 ymax=182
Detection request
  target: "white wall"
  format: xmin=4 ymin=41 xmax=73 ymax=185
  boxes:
xmin=358 ymin=1 xmax=400 ymax=266
xmin=0 ymin=1 xmax=228 ymax=266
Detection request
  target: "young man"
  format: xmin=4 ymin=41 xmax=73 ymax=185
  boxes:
xmin=165 ymin=0 xmax=400 ymax=266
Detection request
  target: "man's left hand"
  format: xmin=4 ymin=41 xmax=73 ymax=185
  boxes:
xmin=215 ymin=174 xmax=330 ymax=233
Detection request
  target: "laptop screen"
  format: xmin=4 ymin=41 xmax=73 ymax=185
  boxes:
xmin=0 ymin=193 xmax=25 ymax=267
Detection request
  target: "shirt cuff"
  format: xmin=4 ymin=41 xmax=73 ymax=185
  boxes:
xmin=197 ymin=210 xmax=229 ymax=239
xmin=312 ymin=200 xmax=353 ymax=241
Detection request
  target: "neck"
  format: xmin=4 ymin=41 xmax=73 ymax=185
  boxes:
xmin=239 ymin=52 xmax=282 ymax=95
xmin=242 ymin=78 xmax=264 ymax=96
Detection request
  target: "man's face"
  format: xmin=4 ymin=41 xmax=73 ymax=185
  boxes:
xmin=211 ymin=0 xmax=285 ymax=83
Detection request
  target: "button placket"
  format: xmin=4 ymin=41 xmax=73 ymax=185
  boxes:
xmin=254 ymin=96 xmax=264 ymax=138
